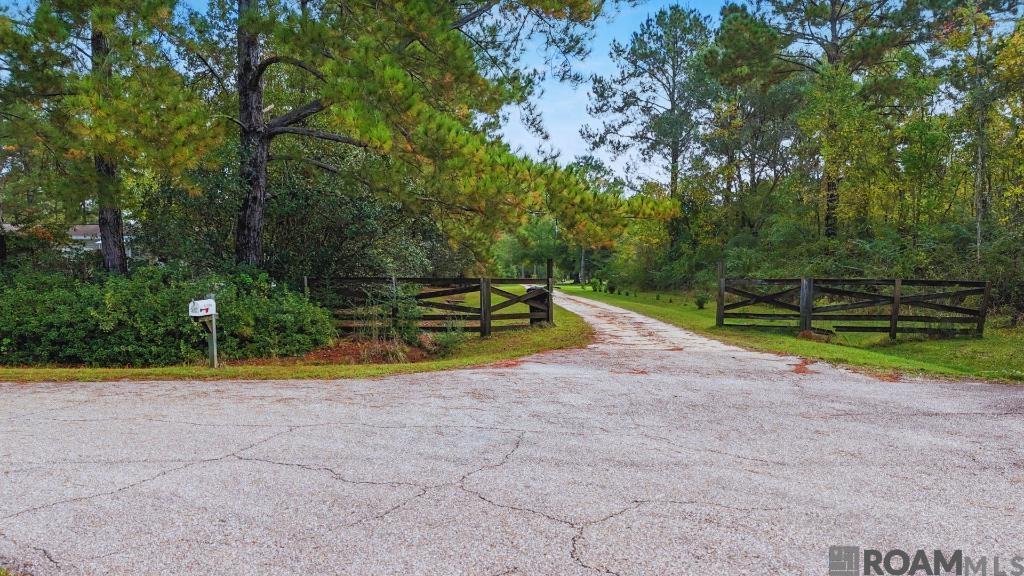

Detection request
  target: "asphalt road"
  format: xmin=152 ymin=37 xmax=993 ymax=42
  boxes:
xmin=1 ymin=291 xmax=1022 ymax=575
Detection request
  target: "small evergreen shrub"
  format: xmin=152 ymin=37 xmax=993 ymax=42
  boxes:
xmin=0 ymin=266 xmax=334 ymax=366
xmin=694 ymin=291 xmax=710 ymax=310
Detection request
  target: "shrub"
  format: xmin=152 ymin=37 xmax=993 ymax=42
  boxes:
xmin=431 ymin=328 xmax=470 ymax=357
xmin=0 ymin=266 xmax=334 ymax=366
xmin=352 ymin=287 xmax=422 ymax=345
xmin=694 ymin=291 xmax=710 ymax=310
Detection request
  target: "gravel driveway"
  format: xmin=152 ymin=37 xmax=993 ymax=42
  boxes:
xmin=2 ymin=291 xmax=1022 ymax=575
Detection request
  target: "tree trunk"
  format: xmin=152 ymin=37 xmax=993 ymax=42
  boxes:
xmin=667 ymin=141 xmax=689 ymax=248
xmin=823 ymin=173 xmax=838 ymax=239
xmin=578 ymin=246 xmax=586 ymax=284
xmin=98 ymin=195 xmax=128 ymax=274
xmin=974 ymin=136 xmax=987 ymax=261
xmin=91 ymin=27 xmax=128 ymax=275
xmin=235 ymin=135 xmax=269 ymax=266
xmin=669 ymin=141 xmax=679 ymax=199
xmin=234 ymin=0 xmax=269 ymax=266
xmin=971 ymin=21 xmax=990 ymax=262
xmin=0 ymin=201 xmax=6 ymax=265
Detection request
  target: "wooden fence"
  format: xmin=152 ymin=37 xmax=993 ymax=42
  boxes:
xmin=716 ymin=273 xmax=990 ymax=338
xmin=311 ymin=260 xmax=555 ymax=336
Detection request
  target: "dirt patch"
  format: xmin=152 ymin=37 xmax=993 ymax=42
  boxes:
xmin=865 ymin=370 xmax=902 ymax=382
xmin=487 ymin=359 xmax=523 ymax=369
xmin=791 ymin=358 xmax=818 ymax=375
xmin=797 ymin=330 xmax=833 ymax=343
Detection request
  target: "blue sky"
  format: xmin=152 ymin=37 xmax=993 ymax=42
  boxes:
xmin=502 ymin=0 xmax=724 ymax=172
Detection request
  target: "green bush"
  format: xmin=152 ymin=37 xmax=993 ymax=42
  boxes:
xmin=431 ymin=328 xmax=469 ymax=357
xmin=352 ymin=287 xmax=423 ymax=345
xmin=694 ymin=291 xmax=710 ymax=310
xmin=0 ymin=266 xmax=335 ymax=366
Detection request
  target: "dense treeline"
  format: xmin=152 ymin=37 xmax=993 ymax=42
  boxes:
xmin=499 ymin=1 xmax=1024 ymax=323
xmin=0 ymin=0 xmax=668 ymax=278
xmin=0 ymin=1 xmax=671 ymax=365
xmin=2 ymin=0 xmax=1024 ymax=368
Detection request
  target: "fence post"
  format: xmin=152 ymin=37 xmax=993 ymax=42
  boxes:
xmin=977 ymin=280 xmax=991 ymax=337
xmin=715 ymin=260 xmax=725 ymax=327
xmin=303 ymin=275 xmax=309 ymax=297
xmin=799 ymin=277 xmax=814 ymax=332
xmin=889 ymin=278 xmax=902 ymax=341
xmin=545 ymin=258 xmax=554 ymax=324
xmin=479 ymin=278 xmax=491 ymax=337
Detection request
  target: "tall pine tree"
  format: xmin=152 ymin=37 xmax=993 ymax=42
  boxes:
xmin=0 ymin=1 xmax=219 ymax=273
xmin=582 ymin=6 xmax=716 ymax=247
xmin=183 ymin=0 xmax=664 ymax=266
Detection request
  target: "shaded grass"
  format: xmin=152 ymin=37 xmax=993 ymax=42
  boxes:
xmin=560 ymin=285 xmax=1024 ymax=382
xmin=0 ymin=302 xmax=590 ymax=383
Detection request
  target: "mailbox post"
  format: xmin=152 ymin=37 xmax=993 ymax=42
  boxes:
xmin=189 ymin=297 xmax=218 ymax=368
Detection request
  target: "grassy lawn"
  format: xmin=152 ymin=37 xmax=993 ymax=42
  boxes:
xmin=559 ymin=285 xmax=1024 ymax=383
xmin=0 ymin=298 xmax=590 ymax=383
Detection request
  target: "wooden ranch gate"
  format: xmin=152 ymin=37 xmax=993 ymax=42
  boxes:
xmin=313 ymin=260 xmax=555 ymax=336
xmin=715 ymin=275 xmax=990 ymax=338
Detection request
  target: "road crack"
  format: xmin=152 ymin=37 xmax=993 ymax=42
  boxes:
xmin=1 ymin=425 xmax=300 ymax=521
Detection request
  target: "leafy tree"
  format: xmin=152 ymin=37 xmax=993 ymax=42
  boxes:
xmin=183 ymin=0 xmax=659 ymax=267
xmin=133 ymin=142 xmax=476 ymax=283
xmin=938 ymin=0 xmax=1021 ymax=258
xmin=702 ymin=77 xmax=804 ymax=236
xmin=708 ymin=0 xmax=935 ymax=238
xmin=0 ymin=0 xmax=220 ymax=274
xmin=581 ymin=5 xmax=715 ymax=245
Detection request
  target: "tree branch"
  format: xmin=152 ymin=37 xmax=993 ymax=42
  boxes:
xmin=214 ymin=114 xmax=246 ymax=129
xmin=268 ymin=125 xmax=369 ymax=148
xmin=250 ymin=55 xmax=326 ymax=88
xmin=451 ymin=1 xmax=501 ymax=31
xmin=398 ymin=0 xmax=500 ymax=50
xmin=191 ymin=48 xmax=229 ymax=94
xmin=265 ymin=99 xmax=327 ymax=130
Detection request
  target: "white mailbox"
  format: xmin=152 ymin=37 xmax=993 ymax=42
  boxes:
xmin=189 ymin=298 xmax=218 ymax=368
xmin=189 ymin=299 xmax=217 ymax=318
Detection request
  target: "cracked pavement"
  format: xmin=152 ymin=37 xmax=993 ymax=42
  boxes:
xmin=1 ymin=290 xmax=1023 ymax=575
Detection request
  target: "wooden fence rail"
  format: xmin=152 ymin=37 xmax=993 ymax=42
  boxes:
xmin=309 ymin=260 xmax=555 ymax=336
xmin=716 ymin=273 xmax=990 ymax=339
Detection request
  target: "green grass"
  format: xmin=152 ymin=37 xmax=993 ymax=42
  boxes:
xmin=560 ymin=285 xmax=1024 ymax=382
xmin=0 ymin=300 xmax=591 ymax=383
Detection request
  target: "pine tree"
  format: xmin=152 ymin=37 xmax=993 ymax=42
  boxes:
xmin=184 ymin=0 xmax=658 ymax=267
xmin=581 ymin=6 xmax=716 ymax=247
xmin=0 ymin=1 xmax=220 ymax=274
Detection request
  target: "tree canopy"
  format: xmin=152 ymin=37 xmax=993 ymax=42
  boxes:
xmin=497 ymin=1 xmax=1024 ymax=324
